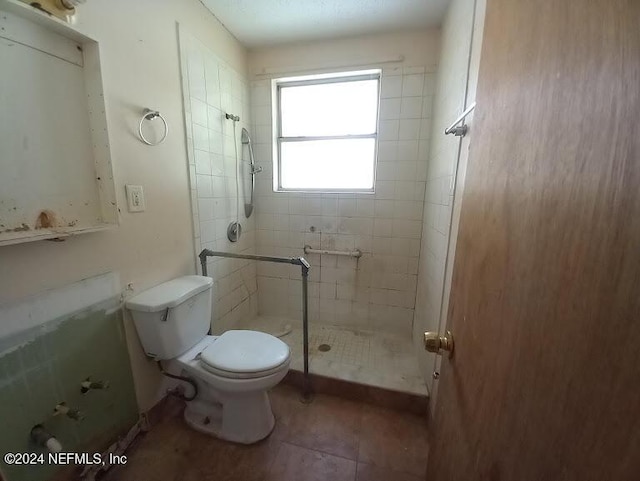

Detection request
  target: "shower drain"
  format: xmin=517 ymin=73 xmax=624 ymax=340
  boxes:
xmin=318 ymin=344 xmax=331 ymax=352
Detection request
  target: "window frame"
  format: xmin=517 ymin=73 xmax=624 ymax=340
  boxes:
xmin=274 ymin=70 xmax=381 ymax=193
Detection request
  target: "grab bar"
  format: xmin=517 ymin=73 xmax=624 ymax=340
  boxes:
xmin=198 ymin=249 xmax=313 ymax=402
xmin=303 ymin=245 xmax=362 ymax=258
xmin=444 ymin=102 xmax=476 ymax=137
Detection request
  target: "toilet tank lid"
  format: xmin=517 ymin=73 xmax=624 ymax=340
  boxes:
xmin=125 ymin=276 xmax=213 ymax=312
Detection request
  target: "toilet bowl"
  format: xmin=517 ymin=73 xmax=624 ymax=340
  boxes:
xmin=175 ymin=333 xmax=290 ymax=443
xmin=126 ymin=276 xmax=290 ymax=444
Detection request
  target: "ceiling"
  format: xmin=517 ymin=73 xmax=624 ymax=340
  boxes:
xmin=200 ymin=0 xmax=450 ymax=48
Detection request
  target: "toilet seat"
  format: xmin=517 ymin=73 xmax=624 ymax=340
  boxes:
xmin=199 ymin=330 xmax=290 ymax=380
xmin=200 ymin=359 xmax=290 ymax=379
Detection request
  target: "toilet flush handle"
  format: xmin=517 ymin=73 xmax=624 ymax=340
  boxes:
xmin=161 ymin=307 xmax=170 ymax=322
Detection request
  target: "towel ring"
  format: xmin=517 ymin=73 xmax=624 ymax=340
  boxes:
xmin=138 ymin=108 xmax=168 ymax=145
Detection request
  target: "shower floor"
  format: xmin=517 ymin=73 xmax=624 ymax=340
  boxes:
xmin=235 ymin=316 xmax=428 ymax=396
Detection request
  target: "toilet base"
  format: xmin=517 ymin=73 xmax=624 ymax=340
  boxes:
xmin=183 ymin=390 xmax=276 ymax=444
xmin=173 ymin=336 xmax=288 ymax=444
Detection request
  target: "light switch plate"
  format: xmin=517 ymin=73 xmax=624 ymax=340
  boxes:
xmin=125 ymin=185 xmax=145 ymax=212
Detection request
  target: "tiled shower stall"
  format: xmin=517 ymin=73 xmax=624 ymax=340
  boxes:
xmin=179 ymin=28 xmax=259 ymax=334
xmin=180 ymin=28 xmax=441 ymax=396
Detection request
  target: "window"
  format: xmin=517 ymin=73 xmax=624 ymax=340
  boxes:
xmin=274 ymin=70 xmax=381 ymax=192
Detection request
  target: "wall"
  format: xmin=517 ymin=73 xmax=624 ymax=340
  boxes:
xmin=0 ymin=274 xmax=138 ymax=481
xmin=413 ymin=0 xmax=486 ymax=394
xmin=249 ymin=30 xmax=440 ymax=76
xmin=178 ymin=29 xmax=258 ymax=334
xmin=247 ymin=30 xmax=440 ymax=335
xmin=0 ymin=0 xmax=247 ymax=412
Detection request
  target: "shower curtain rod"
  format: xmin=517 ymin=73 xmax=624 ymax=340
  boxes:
xmin=444 ymin=102 xmax=476 ymax=137
xmin=255 ymin=55 xmax=405 ymax=77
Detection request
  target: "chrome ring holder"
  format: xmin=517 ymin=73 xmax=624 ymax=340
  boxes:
xmin=138 ymin=108 xmax=168 ymax=146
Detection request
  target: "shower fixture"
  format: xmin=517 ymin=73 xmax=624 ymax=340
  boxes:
xmin=241 ymin=128 xmax=262 ymax=218
xmin=241 ymin=127 xmax=251 ymax=144
xmin=226 ymin=113 xmax=242 ymax=242
xmin=227 ymin=221 xmax=242 ymax=243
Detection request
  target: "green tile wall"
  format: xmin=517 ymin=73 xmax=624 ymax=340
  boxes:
xmin=0 ymin=296 xmax=139 ymax=481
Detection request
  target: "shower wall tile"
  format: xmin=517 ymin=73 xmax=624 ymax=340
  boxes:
xmin=250 ymin=66 xmax=436 ymax=336
xmin=413 ymin=0 xmax=480 ymax=393
xmin=380 ymin=75 xmax=403 ymax=98
xmin=179 ymin=29 xmax=257 ymax=333
xmin=402 ymin=74 xmax=426 ymax=97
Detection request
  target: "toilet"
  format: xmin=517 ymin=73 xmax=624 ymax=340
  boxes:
xmin=125 ymin=275 xmax=290 ymax=444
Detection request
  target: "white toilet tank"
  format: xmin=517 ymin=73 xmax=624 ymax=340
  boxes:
xmin=126 ymin=276 xmax=213 ymax=360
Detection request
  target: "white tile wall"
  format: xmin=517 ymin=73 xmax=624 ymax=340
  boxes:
xmin=413 ymin=0 xmax=478 ymax=392
xmin=250 ymin=66 xmax=436 ymax=336
xmin=179 ymin=30 xmax=257 ymax=333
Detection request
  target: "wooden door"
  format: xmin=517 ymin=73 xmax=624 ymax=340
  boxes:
xmin=426 ymin=1 xmax=640 ymax=480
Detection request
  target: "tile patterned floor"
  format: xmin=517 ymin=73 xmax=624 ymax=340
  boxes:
xmin=236 ymin=316 xmax=428 ymax=396
xmin=102 ymin=384 xmax=429 ymax=481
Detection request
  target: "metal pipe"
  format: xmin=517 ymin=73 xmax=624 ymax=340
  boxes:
xmin=199 ymin=249 xmax=310 ymax=273
xmin=157 ymin=361 xmax=198 ymax=402
xmin=300 ymin=266 xmax=312 ymax=402
xmin=198 ymin=249 xmax=313 ymax=401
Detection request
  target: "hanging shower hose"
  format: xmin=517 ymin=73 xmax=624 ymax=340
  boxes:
xmin=232 ymin=120 xmax=240 ymax=235
xmin=157 ymin=361 xmax=198 ymax=402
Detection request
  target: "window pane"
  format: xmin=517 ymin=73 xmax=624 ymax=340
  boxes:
xmin=280 ymin=79 xmax=379 ymax=137
xmin=280 ymin=139 xmax=375 ymax=190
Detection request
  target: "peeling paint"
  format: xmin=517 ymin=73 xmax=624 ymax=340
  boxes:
xmin=35 ymin=210 xmax=57 ymax=229
xmin=3 ymin=223 xmax=30 ymax=233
